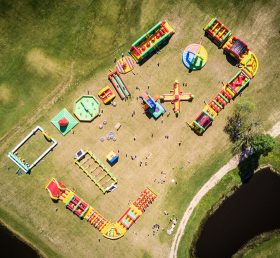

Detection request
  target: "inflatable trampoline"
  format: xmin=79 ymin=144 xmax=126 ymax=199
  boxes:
xmin=182 ymin=44 xmax=208 ymax=71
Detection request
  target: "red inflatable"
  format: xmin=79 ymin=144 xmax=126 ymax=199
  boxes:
xmin=58 ymin=117 xmax=69 ymax=127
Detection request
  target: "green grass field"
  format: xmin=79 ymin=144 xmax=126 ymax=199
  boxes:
xmin=1 ymin=0 xmax=280 ymax=257
xmin=233 ymin=230 xmax=280 ymax=258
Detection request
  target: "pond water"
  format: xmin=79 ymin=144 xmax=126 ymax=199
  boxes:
xmin=0 ymin=223 xmax=40 ymax=258
xmin=195 ymin=167 xmax=280 ymax=258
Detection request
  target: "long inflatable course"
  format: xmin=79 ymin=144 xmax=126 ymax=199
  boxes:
xmin=129 ymin=20 xmax=175 ymax=64
xmin=46 ymin=178 xmax=157 ymax=240
xmin=188 ymin=18 xmax=258 ymax=135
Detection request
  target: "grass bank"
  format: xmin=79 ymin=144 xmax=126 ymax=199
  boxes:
xmin=177 ymin=137 xmax=280 ymax=257
xmin=233 ymin=230 xmax=280 ymax=258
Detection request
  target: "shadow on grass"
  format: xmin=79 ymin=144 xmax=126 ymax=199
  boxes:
xmin=238 ymin=154 xmax=261 ymax=183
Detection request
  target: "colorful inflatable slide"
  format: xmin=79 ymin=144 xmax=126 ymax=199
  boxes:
xmin=129 ymin=20 xmax=175 ymax=64
xmin=108 ymin=70 xmax=130 ymax=100
xmin=46 ymin=178 xmax=157 ymax=240
xmin=189 ymin=18 xmax=258 ymax=135
xmin=140 ymin=92 xmax=166 ymax=119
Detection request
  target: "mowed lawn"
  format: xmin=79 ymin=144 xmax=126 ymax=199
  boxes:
xmin=0 ymin=0 xmax=280 ymax=258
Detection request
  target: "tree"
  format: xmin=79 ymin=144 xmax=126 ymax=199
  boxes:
xmin=224 ymin=98 xmax=261 ymax=154
xmin=250 ymin=134 xmax=276 ymax=156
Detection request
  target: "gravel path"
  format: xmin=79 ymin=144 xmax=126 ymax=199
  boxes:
xmin=169 ymin=121 xmax=280 ymax=258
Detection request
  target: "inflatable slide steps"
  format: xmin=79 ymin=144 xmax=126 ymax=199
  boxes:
xmin=117 ymin=207 xmax=141 ymax=230
xmin=65 ymin=194 xmax=91 ymax=219
xmin=226 ymin=70 xmax=250 ymax=96
xmin=133 ymin=188 xmax=157 ymax=212
xmin=208 ymin=89 xmax=232 ymax=113
xmin=60 ymin=190 xmax=75 ymax=204
xmin=74 ymin=200 xmax=89 ymax=218
xmin=108 ymin=70 xmax=130 ymax=100
xmin=203 ymin=17 xmax=231 ymax=47
xmin=87 ymin=210 xmax=108 ymax=231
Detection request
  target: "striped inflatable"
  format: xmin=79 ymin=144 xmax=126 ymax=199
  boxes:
xmin=116 ymin=56 xmax=135 ymax=74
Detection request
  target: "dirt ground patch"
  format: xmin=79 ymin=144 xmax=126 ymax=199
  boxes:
xmin=0 ymin=84 xmax=12 ymax=104
xmin=26 ymin=48 xmax=63 ymax=76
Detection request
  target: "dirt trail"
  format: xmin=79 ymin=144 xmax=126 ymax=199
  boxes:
xmin=169 ymin=121 xmax=280 ymax=258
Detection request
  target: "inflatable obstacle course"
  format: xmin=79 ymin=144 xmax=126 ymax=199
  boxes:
xmin=182 ymin=44 xmax=208 ymax=70
xmin=189 ymin=18 xmax=258 ymax=135
xmin=74 ymin=96 xmax=100 ymax=122
xmin=8 ymin=126 xmax=57 ymax=173
xmin=98 ymin=86 xmax=116 ymax=104
xmin=46 ymin=178 xmax=157 ymax=240
xmin=51 ymin=108 xmax=79 ymax=135
xmin=108 ymin=70 xmax=130 ymax=100
xmin=129 ymin=20 xmax=175 ymax=64
xmin=74 ymin=150 xmax=117 ymax=194
xmin=140 ymin=92 xmax=166 ymax=119
xmin=160 ymin=80 xmax=194 ymax=115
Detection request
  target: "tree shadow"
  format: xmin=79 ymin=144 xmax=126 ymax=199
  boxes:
xmin=238 ymin=154 xmax=260 ymax=183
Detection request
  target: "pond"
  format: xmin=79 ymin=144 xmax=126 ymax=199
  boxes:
xmin=194 ymin=167 xmax=280 ymax=258
xmin=0 ymin=223 xmax=40 ymax=258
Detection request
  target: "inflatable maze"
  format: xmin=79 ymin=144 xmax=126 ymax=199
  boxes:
xmin=188 ymin=18 xmax=258 ymax=135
